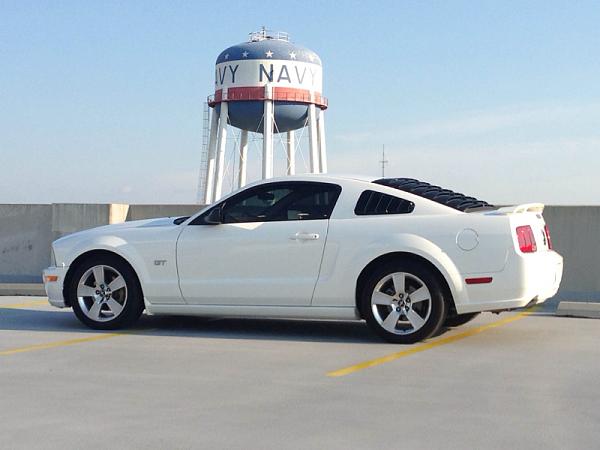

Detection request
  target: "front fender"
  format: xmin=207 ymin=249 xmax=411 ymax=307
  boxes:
xmin=56 ymin=235 xmax=152 ymax=288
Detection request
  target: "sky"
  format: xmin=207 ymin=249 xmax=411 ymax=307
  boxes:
xmin=1 ymin=0 xmax=599 ymax=205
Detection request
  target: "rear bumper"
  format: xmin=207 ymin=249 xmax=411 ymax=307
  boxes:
xmin=456 ymin=251 xmax=563 ymax=314
xmin=42 ymin=266 xmax=69 ymax=308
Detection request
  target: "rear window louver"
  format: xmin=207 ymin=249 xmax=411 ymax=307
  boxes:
xmin=355 ymin=190 xmax=415 ymax=215
xmin=374 ymin=178 xmax=494 ymax=212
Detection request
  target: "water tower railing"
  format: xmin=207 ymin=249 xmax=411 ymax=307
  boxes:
xmin=207 ymin=92 xmax=327 ymax=108
xmin=249 ymin=29 xmax=290 ymax=42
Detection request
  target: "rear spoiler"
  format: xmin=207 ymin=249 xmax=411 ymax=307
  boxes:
xmin=496 ymin=203 xmax=545 ymax=214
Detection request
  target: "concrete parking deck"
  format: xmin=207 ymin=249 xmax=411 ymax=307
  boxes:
xmin=1 ymin=296 xmax=599 ymax=449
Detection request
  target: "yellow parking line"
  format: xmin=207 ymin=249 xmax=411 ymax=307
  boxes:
xmin=0 ymin=299 xmax=48 ymax=309
xmin=0 ymin=332 xmax=124 ymax=356
xmin=327 ymin=310 xmax=535 ymax=377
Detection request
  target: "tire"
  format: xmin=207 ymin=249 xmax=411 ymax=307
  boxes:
xmin=360 ymin=260 xmax=447 ymax=344
xmin=67 ymin=255 xmax=144 ymax=330
xmin=444 ymin=312 xmax=480 ymax=328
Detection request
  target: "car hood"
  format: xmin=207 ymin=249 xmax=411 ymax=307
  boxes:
xmin=53 ymin=217 xmax=179 ymax=244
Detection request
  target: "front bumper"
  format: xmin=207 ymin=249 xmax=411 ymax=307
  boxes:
xmin=43 ymin=266 xmax=69 ymax=308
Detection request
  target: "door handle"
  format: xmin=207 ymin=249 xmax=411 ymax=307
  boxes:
xmin=290 ymin=232 xmax=320 ymax=241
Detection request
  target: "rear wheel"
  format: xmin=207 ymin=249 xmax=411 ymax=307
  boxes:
xmin=444 ymin=312 xmax=480 ymax=328
xmin=68 ymin=255 xmax=144 ymax=330
xmin=361 ymin=261 xmax=447 ymax=344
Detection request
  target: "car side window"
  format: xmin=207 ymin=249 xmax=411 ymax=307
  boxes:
xmin=215 ymin=182 xmax=341 ymax=224
xmin=268 ymin=184 xmax=341 ymax=221
xmin=222 ymin=187 xmax=294 ymax=223
xmin=354 ymin=190 xmax=414 ymax=215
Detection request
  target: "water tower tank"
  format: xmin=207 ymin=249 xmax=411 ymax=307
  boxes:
xmin=210 ymin=30 xmax=326 ymax=133
xmin=203 ymin=29 xmax=328 ymax=204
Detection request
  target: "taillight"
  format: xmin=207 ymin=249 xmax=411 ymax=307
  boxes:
xmin=516 ymin=225 xmax=537 ymax=253
xmin=544 ymin=224 xmax=553 ymax=250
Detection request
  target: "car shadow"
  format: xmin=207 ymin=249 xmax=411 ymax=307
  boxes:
xmin=1 ymin=300 xmax=565 ymax=345
xmin=0 ymin=308 xmax=381 ymax=344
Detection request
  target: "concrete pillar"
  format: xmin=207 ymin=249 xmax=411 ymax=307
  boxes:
xmin=203 ymin=109 xmax=220 ymax=204
xmin=238 ymin=130 xmax=249 ymax=188
xmin=308 ymin=103 xmax=319 ymax=173
xmin=286 ymin=130 xmax=295 ymax=175
xmin=317 ymin=108 xmax=327 ymax=173
xmin=109 ymin=204 xmax=129 ymax=224
xmin=213 ymin=100 xmax=229 ymax=202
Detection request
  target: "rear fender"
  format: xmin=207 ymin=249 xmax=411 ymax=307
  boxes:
xmin=360 ymin=233 xmax=468 ymax=307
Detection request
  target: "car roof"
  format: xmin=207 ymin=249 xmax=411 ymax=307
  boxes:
xmin=239 ymin=174 xmax=493 ymax=214
xmin=245 ymin=173 xmax=376 ymax=186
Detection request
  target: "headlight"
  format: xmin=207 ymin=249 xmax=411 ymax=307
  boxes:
xmin=50 ymin=248 xmax=57 ymax=266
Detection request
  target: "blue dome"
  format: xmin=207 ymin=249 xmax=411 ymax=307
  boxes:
xmin=216 ymin=39 xmax=321 ymax=65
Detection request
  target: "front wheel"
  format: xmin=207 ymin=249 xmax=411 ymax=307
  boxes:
xmin=361 ymin=261 xmax=447 ymax=344
xmin=67 ymin=255 xmax=144 ymax=330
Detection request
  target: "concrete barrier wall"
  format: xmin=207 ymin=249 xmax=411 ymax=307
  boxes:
xmin=126 ymin=205 xmax=203 ymax=222
xmin=543 ymin=207 xmax=600 ymax=300
xmin=0 ymin=204 xmax=53 ymax=283
xmin=0 ymin=203 xmax=598 ymax=300
xmin=0 ymin=203 xmax=206 ymax=284
xmin=0 ymin=204 xmax=119 ymax=283
xmin=51 ymin=204 xmax=112 ymax=239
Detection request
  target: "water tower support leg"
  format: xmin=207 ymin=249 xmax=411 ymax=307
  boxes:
xmin=238 ymin=130 xmax=249 ymax=188
xmin=286 ymin=131 xmax=295 ymax=175
xmin=213 ymin=101 xmax=229 ymax=201
xmin=317 ymin=108 xmax=327 ymax=173
xmin=263 ymin=99 xmax=274 ymax=179
xmin=204 ymin=109 xmax=219 ymax=204
xmin=308 ymin=104 xmax=320 ymax=173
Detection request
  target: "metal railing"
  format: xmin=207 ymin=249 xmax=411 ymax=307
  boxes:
xmin=207 ymin=92 xmax=328 ymax=108
xmin=249 ymin=28 xmax=290 ymax=42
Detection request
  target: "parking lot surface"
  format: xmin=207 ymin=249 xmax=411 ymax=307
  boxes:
xmin=1 ymin=296 xmax=599 ymax=449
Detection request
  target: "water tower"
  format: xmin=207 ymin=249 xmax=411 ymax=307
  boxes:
xmin=202 ymin=29 xmax=328 ymax=203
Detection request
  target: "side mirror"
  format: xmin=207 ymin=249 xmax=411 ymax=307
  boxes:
xmin=203 ymin=206 xmax=223 ymax=225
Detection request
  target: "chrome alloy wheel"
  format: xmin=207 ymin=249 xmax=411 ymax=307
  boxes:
xmin=76 ymin=265 xmax=128 ymax=322
xmin=370 ymin=272 xmax=432 ymax=335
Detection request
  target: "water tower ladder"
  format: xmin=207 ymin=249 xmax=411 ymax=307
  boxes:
xmin=196 ymin=102 xmax=210 ymax=204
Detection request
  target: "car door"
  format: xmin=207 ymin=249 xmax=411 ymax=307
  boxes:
xmin=176 ymin=181 xmax=342 ymax=306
